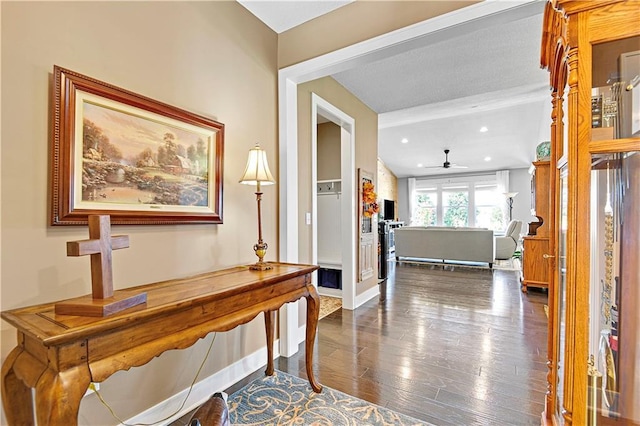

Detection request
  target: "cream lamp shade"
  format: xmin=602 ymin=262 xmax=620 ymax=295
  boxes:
xmin=239 ymin=145 xmax=275 ymax=186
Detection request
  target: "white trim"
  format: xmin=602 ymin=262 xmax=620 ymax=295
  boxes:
xmin=353 ymin=283 xmax=380 ymax=310
xmin=121 ymin=342 xmax=279 ymax=426
xmin=296 ymin=323 xmax=306 ymax=346
xmin=278 ymin=1 xmax=540 ymax=85
xmin=311 ymin=93 xmax=356 ymax=310
xmin=279 ymin=77 xmax=299 ymax=264
xmin=318 ymin=287 xmax=342 ymax=298
xmin=339 ymin=123 xmax=356 ymax=310
xmin=278 ymin=77 xmax=300 ymax=358
xmin=311 ymin=100 xmax=319 ymax=277
xmin=317 ymin=261 xmax=342 ymax=269
xmin=278 ymin=303 xmax=298 ymax=357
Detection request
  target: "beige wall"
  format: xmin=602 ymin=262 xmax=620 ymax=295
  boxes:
xmin=297 ymin=77 xmax=378 ymax=300
xmin=377 ymin=159 xmax=398 ymax=219
xmin=278 ymin=0 xmax=479 ymax=68
xmin=317 ymin=122 xmax=341 ymax=181
xmin=1 ymin=2 xmax=277 ymax=424
xmin=377 ymin=159 xmax=398 ymax=201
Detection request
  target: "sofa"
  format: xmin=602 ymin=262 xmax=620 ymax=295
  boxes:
xmin=495 ymin=220 xmax=523 ymax=260
xmin=394 ymin=226 xmax=495 ymax=268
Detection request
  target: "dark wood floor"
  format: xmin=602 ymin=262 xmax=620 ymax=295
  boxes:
xmin=227 ymin=260 xmax=549 ymax=425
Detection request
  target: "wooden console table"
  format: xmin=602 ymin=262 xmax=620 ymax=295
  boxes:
xmin=1 ymin=262 xmax=321 ymax=425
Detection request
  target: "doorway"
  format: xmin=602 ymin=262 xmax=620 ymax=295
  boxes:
xmin=277 ymin=1 xmax=525 ymax=358
xmin=311 ymin=94 xmax=356 ymax=310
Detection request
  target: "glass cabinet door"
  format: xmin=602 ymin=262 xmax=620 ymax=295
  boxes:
xmin=556 ymin=166 xmax=568 ymax=421
xmin=591 ymin=37 xmax=640 ymax=142
xmin=587 ymin=151 xmax=639 ymax=424
xmin=585 ymin=34 xmax=640 ymax=425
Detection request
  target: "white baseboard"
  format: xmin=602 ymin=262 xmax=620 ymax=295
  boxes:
xmin=318 ymin=287 xmax=342 ymax=298
xmin=296 ymin=324 xmax=306 ymax=346
xmin=354 ymin=284 xmax=379 ymax=309
xmin=122 ymin=342 xmax=280 ymax=426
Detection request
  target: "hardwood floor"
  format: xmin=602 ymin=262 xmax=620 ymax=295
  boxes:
xmin=250 ymin=260 xmax=548 ymax=425
xmin=215 ymin=260 xmax=549 ymax=425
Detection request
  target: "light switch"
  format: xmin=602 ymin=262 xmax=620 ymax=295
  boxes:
xmin=305 ymin=212 xmax=311 ymax=225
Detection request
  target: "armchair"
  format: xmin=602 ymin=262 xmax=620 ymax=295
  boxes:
xmin=495 ymin=220 xmax=522 ymax=260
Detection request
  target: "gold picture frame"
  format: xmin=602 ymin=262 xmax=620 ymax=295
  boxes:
xmin=51 ymin=66 xmax=224 ymax=225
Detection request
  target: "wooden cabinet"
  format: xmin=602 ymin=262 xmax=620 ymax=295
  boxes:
xmin=522 ymin=160 xmax=555 ymax=293
xmin=522 ymin=236 xmax=550 ymax=292
xmin=529 ymin=160 xmax=550 ymax=237
xmin=522 ymin=160 xmax=551 ymax=291
xmin=540 ymin=2 xmax=640 ymax=425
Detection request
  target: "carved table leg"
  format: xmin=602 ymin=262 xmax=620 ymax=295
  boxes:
xmin=1 ymin=346 xmax=35 ymax=425
xmin=264 ymin=310 xmax=276 ymax=376
xmin=34 ymin=365 xmax=91 ymax=425
xmin=305 ymin=285 xmax=322 ymax=393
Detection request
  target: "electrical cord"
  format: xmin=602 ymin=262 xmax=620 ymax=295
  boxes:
xmin=92 ymin=332 xmax=217 ymax=426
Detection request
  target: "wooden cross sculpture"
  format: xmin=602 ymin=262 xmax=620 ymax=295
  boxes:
xmin=55 ymin=215 xmax=147 ymax=317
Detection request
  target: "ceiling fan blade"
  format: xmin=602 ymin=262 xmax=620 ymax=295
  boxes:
xmin=422 ymin=150 xmax=466 ymax=170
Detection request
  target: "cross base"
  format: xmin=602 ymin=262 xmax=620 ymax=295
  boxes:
xmin=55 ymin=291 xmax=147 ymax=317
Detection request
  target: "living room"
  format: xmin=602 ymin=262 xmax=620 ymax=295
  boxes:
xmin=0 ymin=1 xmax=546 ymax=424
xmin=2 ymin=1 xmax=637 ymax=425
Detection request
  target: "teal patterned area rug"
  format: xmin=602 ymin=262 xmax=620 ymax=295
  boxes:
xmin=227 ymin=371 xmax=431 ymax=425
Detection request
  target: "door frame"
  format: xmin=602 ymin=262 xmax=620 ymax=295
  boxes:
xmin=311 ymin=94 xmax=356 ymax=310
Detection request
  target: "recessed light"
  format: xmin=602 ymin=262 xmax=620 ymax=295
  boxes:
xmin=480 ymin=126 xmax=488 ymax=133
xmin=401 ymin=138 xmax=409 ymax=144
xmin=417 ymin=163 xmax=423 ymax=167
xmin=484 ymin=156 xmax=491 ymax=162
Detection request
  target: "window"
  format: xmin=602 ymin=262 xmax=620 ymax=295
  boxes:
xmin=413 ymin=189 xmax=437 ymax=226
xmin=475 ymin=184 xmax=504 ymax=230
xmin=442 ymin=185 xmax=468 ymax=227
xmin=410 ymin=176 xmax=507 ymax=230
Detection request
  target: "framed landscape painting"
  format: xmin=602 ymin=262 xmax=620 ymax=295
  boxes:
xmin=51 ymin=66 xmax=224 ymax=225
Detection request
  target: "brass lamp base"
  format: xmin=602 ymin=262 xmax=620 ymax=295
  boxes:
xmin=249 ymin=261 xmax=273 ymax=271
xmin=250 ymin=241 xmax=272 ymax=270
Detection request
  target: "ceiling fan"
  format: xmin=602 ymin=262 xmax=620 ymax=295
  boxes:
xmin=424 ymin=149 xmax=468 ymax=170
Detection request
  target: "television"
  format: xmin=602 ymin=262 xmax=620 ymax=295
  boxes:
xmin=383 ymin=199 xmax=395 ymax=221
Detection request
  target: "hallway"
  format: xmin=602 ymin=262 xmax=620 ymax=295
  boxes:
xmin=277 ymin=261 xmax=549 ymax=425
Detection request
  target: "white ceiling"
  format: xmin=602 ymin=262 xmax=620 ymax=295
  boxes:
xmin=238 ymin=0 xmax=354 ymax=33
xmin=238 ymin=0 xmax=551 ymax=178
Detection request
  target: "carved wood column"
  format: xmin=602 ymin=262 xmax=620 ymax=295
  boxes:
xmin=545 ymin=88 xmax=559 ymax=421
xmin=562 ymin=40 xmax=580 ymax=426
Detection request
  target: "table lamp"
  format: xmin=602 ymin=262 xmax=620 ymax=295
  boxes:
xmin=239 ymin=144 xmax=276 ymax=270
